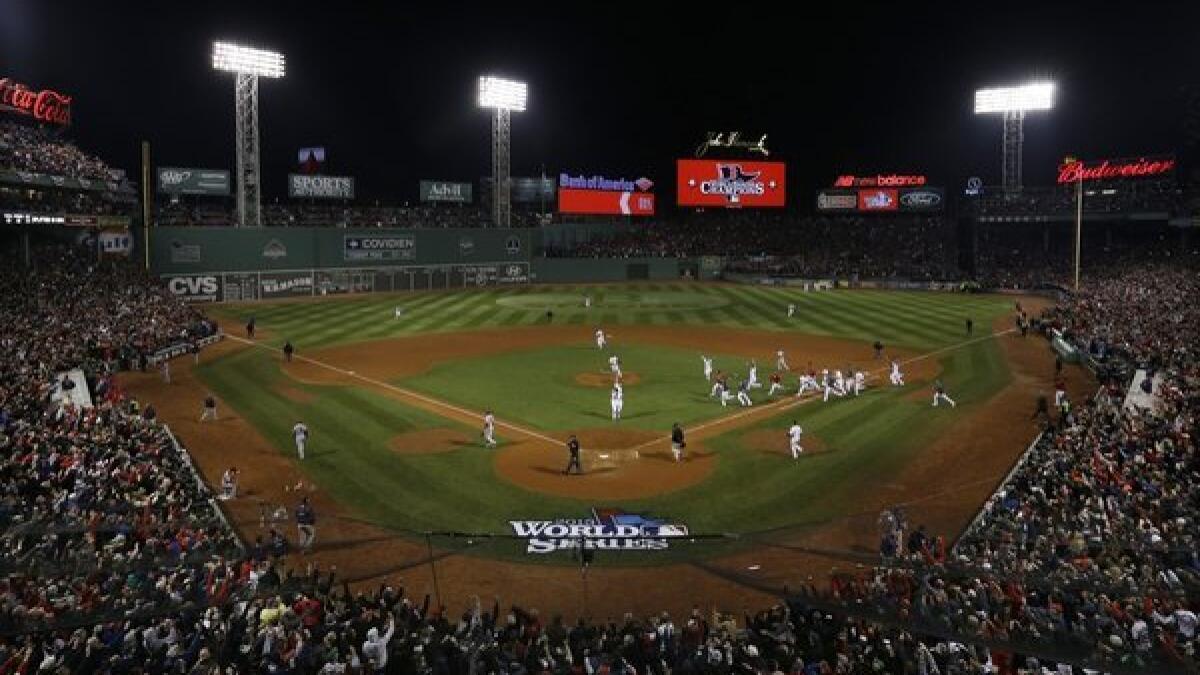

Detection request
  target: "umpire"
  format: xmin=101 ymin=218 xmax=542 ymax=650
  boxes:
xmin=563 ymin=434 xmax=583 ymax=475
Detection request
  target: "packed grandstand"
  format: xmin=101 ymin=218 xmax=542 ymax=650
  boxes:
xmin=2 ymin=51 xmax=1200 ymax=675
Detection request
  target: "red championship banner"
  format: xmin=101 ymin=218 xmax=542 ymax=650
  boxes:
xmin=676 ymin=159 xmax=786 ymax=208
xmin=558 ymin=188 xmax=655 ymax=216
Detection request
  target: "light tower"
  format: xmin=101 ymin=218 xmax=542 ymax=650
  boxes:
xmin=974 ymin=81 xmax=1055 ymax=192
xmin=478 ymin=76 xmax=527 ymax=227
xmin=212 ymin=42 xmax=285 ymax=227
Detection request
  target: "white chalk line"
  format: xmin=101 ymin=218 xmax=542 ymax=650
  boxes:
xmin=227 ymin=327 xmax=1016 ymax=455
xmin=224 ymin=334 xmax=561 ymax=446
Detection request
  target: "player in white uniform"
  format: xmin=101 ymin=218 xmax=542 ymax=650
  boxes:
xmin=292 ymin=422 xmax=309 ymax=460
xmin=595 ymin=328 xmax=606 ymax=350
xmin=747 ymin=361 xmax=761 ymax=389
xmin=852 ymin=371 xmax=866 ymax=396
xmin=787 ymin=303 xmax=796 ymax=318
xmin=610 ymin=382 xmax=624 ymax=421
xmin=932 ymin=380 xmax=957 ymax=408
xmin=394 ymin=306 xmax=404 ymax=320
xmin=482 ymin=410 xmax=498 ymax=448
xmin=702 ymin=355 xmax=713 ymax=382
xmin=775 ymin=350 xmax=789 ymax=372
xmin=714 ymin=380 xmax=730 ymax=407
xmin=608 ymin=354 xmax=622 ymax=380
xmin=889 ymin=360 xmax=905 ymax=386
xmin=787 ymin=421 xmax=804 ymax=459
xmin=796 ymin=370 xmax=820 ymax=396
xmin=736 ymin=380 xmax=753 ymax=407
xmin=583 ymin=295 xmax=592 ymax=309
xmin=833 ymin=370 xmax=848 ymax=396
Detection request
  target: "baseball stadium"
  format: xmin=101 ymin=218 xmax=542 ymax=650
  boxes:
xmin=0 ymin=3 xmax=1198 ymax=674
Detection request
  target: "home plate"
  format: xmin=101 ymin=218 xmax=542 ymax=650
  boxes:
xmin=747 ymin=564 xmax=761 ymax=571
xmin=598 ymin=453 xmax=610 ymax=460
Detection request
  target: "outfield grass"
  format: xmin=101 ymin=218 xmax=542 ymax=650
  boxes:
xmin=199 ymin=284 xmax=1017 ymax=562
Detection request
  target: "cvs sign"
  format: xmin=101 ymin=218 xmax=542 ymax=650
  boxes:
xmin=164 ymin=275 xmax=222 ymax=303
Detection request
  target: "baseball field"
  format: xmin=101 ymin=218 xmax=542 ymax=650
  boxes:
xmin=123 ymin=282 xmax=1090 ymax=615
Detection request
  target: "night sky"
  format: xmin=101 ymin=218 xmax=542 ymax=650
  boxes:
xmin=2 ymin=0 xmax=1198 ymax=205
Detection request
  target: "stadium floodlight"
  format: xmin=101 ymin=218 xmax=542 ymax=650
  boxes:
xmin=478 ymin=76 xmax=528 ymax=227
xmin=478 ymin=76 xmax=528 ymax=112
xmin=973 ymin=82 xmax=1054 ymax=114
xmin=212 ymin=42 xmax=286 ymax=78
xmin=974 ymin=81 xmax=1055 ymax=192
xmin=212 ymin=41 xmax=286 ymax=227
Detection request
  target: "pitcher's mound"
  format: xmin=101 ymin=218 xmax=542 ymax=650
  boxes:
xmin=741 ymin=429 xmax=829 ymax=457
xmin=575 ymin=372 xmax=641 ymax=387
xmin=390 ymin=428 xmax=475 ymax=455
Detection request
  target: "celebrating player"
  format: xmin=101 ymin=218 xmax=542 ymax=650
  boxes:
xmin=610 ymin=382 xmax=624 ymax=421
xmin=775 ymin=350 xmax=789 ymax=372
xmin=932 ymin=380 xmax=957 ymax=408
xmin=292 ymin=421 xmax=310 ymax=460
xmin=595 ymin=328 xmax=607 ymax=350
xmin=702 ymin=355 xmax=713 ymax=382
xmin=482 ymin=410 xmax=498 ymax=448
xmin=608 ymin=354 xmax=622 ymax=380
xmin=767 ymin=371 xmax=784 ymax=396
xmin=787 ymin=420 xmax=804 ymax=459
xmin=889 ymin=360 xmax=905 ymax=386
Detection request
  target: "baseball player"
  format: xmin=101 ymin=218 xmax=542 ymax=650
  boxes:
xmin=1053 ymin=375 xmax=1067 ymax=407
xmin=595 ymin=328 xmax=607 ymax=350
xmin=670 ymin=422 xmax=686 ymax=462
xmin=292 ymin=421 xmax=309 ymax=460
xmin=787 ymin=303 xmax=796 ymax=318
xmin=608 ymin=354 xmax=622 ymax=380
xmin=932 ymin=380 xmax=957 ymax=408
xmin=889 ymin=360 xmax=905 ymax=386
xmin=295 ymin=497 xmax=316 ymax=552
xmin=394 ymin=305 xmax=405 ymax=319
xmin=822 ymin=370 xmax=844 ymax=402
xmin=796 ymin=369 xmax=820 ymax=396
xmin=767 ymin=371 xmax=784 ymax=396
xmin=610 ymin=382 xmax=624 ymax=421
xmin=710 ymin=370 xmax=724 ymax=397
xmin=482 ymin=410 xmax=498 ymax=448
xmin=833 ymin=370 xmax=848 ymax=397
xmin=716 ymin=379 xmax=733 ymax=407
xmin=736 ymin=380 xmax=753 ymax=407
xmin=775 ymin=350 xmax=789 ymax=372
xmin=563 ymin=434 xmax=583 ymax=475
xmin=787 ymin=421 xmax=804 ymax=459
xmin=747 ymin=361 xmax=761 ymax=389
xmin=852 ymin=371 xmax=866 ymax=396
xmin=702 ymin=355 xmax=713 ymax=382
xmin=220 ymin=466 xmax=238 ymax=500
xmin=583 ymin=294 xmax=592 ymax=309
xmin=200 ymin=394 xmax=218 ymax=422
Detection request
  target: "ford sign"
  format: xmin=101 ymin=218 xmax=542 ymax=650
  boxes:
xmin=898 ymin=188 xmax=944 ymax=211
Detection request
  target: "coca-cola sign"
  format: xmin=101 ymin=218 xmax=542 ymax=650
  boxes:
xmin=1056 ymin=156 xmax=1175 ymax=184
xmin=0 ymin=78 xmax=72 ymax=126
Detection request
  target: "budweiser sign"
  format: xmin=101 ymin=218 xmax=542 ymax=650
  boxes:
xmin=1056 ymin=156 xmax=1175 ymax=184
xmin=0 ymin=78 xmax=72 ymax=126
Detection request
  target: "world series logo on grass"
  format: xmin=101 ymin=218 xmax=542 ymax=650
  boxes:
xmin=510 ymin=508 xmax=689 ymax=554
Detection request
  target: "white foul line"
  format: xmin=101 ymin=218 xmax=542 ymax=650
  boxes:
xmin=224 ymin=334 xmax=562 ymax=446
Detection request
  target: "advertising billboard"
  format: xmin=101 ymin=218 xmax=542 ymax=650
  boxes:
xmin=898 ymin=187 xmax=944 ymax=211
xmin=815 ymin=190 xmax=858 ymax=212
xmin=288 ymin=174 xmax=355 ymax=199
xmin=676 ymin=160 xmax=785 ymax=208
xmin=298 ymin=147 xmax=326 ymax=174
xmin=420 ymin=180 xmax=473 ymax=203
xmin=0 ymin=77 xmax=72 ymax=126
xmin=157 ymin=167 xmax=231 ymax=196
xmin=857 ymin=188 xmax=898 ymax=212
xmin=834 ymin=174 xmax=927 ymax=188
xmin=557 ymin=173 xmax=655 ymax=216
xmin=1056 ymin=156 xmax=1175 ymax=184
xmin=510 ymin=177 xmax=556 ymax=203
xmin=344 ymin=234 xmax=416 ymax=261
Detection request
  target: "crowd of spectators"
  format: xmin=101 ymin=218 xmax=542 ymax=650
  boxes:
xmin=0 ymin=122 xmax=123 ymax=183
xmin=545 ymin=214 xmax=956 ymax=281
xmin=2 ymin=239 xmax=1199 ymax=673
xmin=808 ymin=263 xmax=1200 ymax=672
xmin=156 ymin=201 xmax=551 ymax=228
